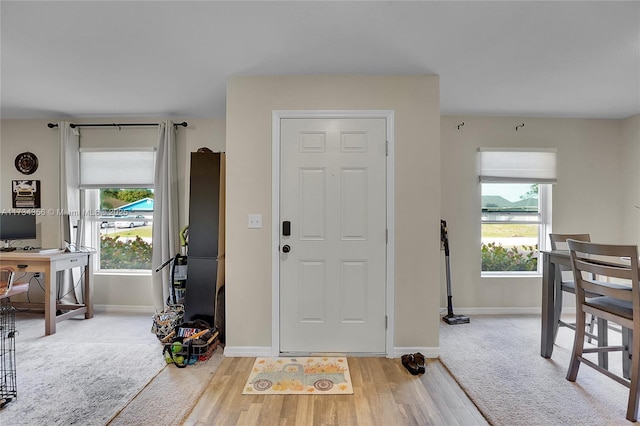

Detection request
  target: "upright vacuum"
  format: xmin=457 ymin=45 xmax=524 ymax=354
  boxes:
xmin=441 ymin=220 xmax=470 ymax=325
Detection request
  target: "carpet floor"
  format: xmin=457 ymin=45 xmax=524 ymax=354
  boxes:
xmin=0 ymin=310 xmax=191 ymax=425
xmin=439 ymin=314 xmax=630 ymax=426
xmin=109 ymin=344 xmax=224 ymax=425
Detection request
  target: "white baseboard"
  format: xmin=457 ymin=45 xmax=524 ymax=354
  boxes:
xmin=94 ymin=304 xmax=155 ymax=314
xmin=393 ymin=347 xmax=439 ymax=359
xmin=224 ymin=346 xmax=273 ymax=357
xmin=223 ymin=345 xmax=440 ymax=359
xmin=98 ymin=304 xmax=558 ymax=317
xmin=440 ymin=306 xmax=578 ymax=316
xmin=443 ymin=307 xmax=542 ymax=315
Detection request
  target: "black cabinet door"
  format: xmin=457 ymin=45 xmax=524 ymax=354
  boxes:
xmin=184 ymin=257 xmax=218 ymax=325
xmin=188 ymin=153 xmax=221 ymax=258
xmin=184 ymin=152 xmax=222 ymax=325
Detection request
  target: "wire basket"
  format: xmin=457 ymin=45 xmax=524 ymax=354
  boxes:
xmin=173 ymin=325 xmax=216 ymax=356
xmin=0 ymin=305 xmax=17 ymax=406
xmin=163 ymin=324 xmax=219 ymax=367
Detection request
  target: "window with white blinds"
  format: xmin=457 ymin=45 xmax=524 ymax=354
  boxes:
xmin=477 ymin=148 xmax=557 ymax=183
xmin=478 ymin=148 xmax=555 ymax=275
xmin=79 ymin=148 xmax=156 ymax=189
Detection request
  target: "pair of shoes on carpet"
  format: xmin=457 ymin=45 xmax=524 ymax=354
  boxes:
xmin=401 ymin=352 xmax=426 ymax=375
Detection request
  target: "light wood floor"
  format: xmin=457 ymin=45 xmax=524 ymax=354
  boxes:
xmin=183 ymin=357 xmax=488 ymax=425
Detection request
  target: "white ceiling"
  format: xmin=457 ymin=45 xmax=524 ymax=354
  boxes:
xmin=1 ymin=1 xmax=639 ymax=120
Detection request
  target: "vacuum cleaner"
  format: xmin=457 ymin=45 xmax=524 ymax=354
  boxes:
xmin=441 ymin=220 xmax=470 ymax=325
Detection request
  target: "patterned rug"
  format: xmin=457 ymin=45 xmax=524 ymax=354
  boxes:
xmin=242 ymin=357 xmax=353 ymax=395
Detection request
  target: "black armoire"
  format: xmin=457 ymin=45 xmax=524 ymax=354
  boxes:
xmin=184 ymin=152 xmax=225 ymax=328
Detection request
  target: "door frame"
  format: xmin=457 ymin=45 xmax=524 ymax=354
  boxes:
xmin=271 ymin=110 xmax=395 ymax=356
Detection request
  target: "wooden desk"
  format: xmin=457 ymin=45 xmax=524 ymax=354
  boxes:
xmin=540 ymin=249 xmax=569 ymax=358
xmin=0 ymin=250 xmax=93 ymax=335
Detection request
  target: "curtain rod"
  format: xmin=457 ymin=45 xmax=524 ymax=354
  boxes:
xmin=47 ymin=122 xmax=188 ymax=129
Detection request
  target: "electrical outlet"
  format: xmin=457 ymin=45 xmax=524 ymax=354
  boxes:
xmin=34 ymin=272 xmax=42 ymax=278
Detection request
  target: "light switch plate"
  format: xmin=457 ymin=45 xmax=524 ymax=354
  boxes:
xmin=248 ymin=214 xmax=263 ymax=229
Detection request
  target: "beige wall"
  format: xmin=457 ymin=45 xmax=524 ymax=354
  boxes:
xmin=2 ymin=100 xmax=635 ymax=352
xmin=440 ymin=115 xmax=627 ymax=311
xmin=225 ymin=75 xmax=441 ymax=352
xmin=621 ymin=114 xmax=640 ymax=245
xmin=0 ymin=118 xmax=225 ymax=310
xmin=1 ymin=121 xmax=60 ymax=249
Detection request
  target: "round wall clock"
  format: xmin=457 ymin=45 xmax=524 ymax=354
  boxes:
xmin=15 ymin=151 xmax=39 ymax=175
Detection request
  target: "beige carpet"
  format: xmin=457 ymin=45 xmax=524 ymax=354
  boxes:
xmin=243 ymin=356 xmax=353 ymax=395
xmin=0 ymin=310 xmax=224 ymax=426
xmin=439 ymin=314 xmax=630 ymax=426
xmin=2 ymin=311 xmax=166 ymax=426
xmin=108 ymin=345 xmax=224 ymax=425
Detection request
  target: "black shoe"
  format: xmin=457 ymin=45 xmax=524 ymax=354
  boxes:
xmin=401 ymin=354 xmax=420 ymax=375
xmin=414 ymin=352 xmax=426 ymax=374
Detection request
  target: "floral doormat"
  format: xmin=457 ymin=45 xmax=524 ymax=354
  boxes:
xmin=243 ymin=357 xmax=353 ymax=395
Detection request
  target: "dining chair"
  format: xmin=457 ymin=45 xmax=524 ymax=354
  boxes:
xmin=566 ymin=240 xmax=639 ymax=421
xmin=549 ymin=234 xmax=598 ymax=342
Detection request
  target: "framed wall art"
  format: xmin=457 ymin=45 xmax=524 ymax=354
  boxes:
xmin=14 ymin=151 xmax=39 ymax=175
xmin=12 ymin=180 xmax=41 ymax=209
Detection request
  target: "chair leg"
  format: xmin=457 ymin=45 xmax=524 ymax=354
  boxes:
xmin=586 ymin=314 xmax=597 ymax=344
xmin=567 ymin=307 xmax=586 ymax=382
xmin=553 ymin=284 xmax=564 ymax=342
xmin=623 ymin=327 xmax=632 ymax=380
xmin=596 ymin=317 xmax=608 ymax=370
xmin=626 ymin=325 xmax=640 ymax=421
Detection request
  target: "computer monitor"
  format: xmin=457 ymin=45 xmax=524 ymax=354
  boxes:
xmin=0 ymin=213 xmax=37 ymax=247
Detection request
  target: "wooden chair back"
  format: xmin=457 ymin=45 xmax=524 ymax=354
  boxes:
xmin=549 ymin=233 xmax=591 ymax=251
xmin=550 ymin=233 xmax=591 ymax=275
xmin=568 ymin=239 xmax=637 ymax=308
xmin=566 ymin=239 xmax=640 ymax=421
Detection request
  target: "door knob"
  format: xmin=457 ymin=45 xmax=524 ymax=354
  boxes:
xmin=282 ymin=245 xmax=291 ymax=253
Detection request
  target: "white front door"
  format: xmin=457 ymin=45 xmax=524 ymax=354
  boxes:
xmin=279 ymin=118 xmax=387 ymax=353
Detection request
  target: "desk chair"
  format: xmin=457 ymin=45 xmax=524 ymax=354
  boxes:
xmin=566 ymin=240 xmax=639 ymax=421
xmin=0 ymin=267 xmax=29 ymax=300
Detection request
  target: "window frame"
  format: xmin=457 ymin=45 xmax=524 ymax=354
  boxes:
xmin=84 ymin=188 xmax=154 ymax=275
xmin=481 ymin=183 xmax=552 ymax=277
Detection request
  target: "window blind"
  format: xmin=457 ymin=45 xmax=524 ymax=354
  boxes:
xmin=79 ymin=147 xmax=156 ymax=188
xmin=477 ymin=148 xmax=557 ymax=183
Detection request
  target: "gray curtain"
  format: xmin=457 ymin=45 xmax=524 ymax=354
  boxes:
xmin=58 ymin=121 xmax=81 ymax=303
xmin=151 ymin=121 xmax=179 ymax=310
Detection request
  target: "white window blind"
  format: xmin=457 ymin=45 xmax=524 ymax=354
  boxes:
xmin=79 ymin=148 xmax=156 ymax=188
xmin=477 ymin=148 xmax=557 ymax=183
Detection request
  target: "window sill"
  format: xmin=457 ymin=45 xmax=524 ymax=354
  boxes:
xmin=481 ymin=273 xmax=542 ymax=279
xmin=94 ymin=270 xmax=152 ymax=277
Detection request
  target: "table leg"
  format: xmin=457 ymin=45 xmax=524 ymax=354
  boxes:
xmin=541 ymin=254 xmax=554 ymax=358
xmin=84 ymin=258 xmax=93 ymax=319
xmin=44 ymin=264 xmax=55 ymax=335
